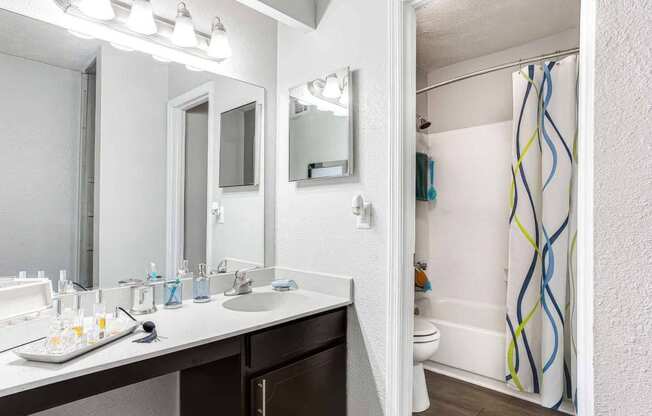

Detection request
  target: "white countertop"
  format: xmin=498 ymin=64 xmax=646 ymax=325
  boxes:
xmin=0 ymin=285 xmax=351 ymax=398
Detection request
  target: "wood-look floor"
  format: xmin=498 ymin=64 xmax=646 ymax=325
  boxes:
xmin=416 ymin=372 xmax=566 ymax=416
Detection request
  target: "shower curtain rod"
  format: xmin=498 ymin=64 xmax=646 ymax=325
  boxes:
xmin=416 ymin=47 xmax=579 ymax=95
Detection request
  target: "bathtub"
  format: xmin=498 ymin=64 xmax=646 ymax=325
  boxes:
xmin=422 ymin=298 xmax=506 ymax=382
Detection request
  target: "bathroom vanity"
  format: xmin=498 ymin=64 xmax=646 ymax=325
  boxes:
xmin=0 ymin=284 xmax=350 ymax=416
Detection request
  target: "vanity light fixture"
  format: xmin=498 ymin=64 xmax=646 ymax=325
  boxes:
xmin=322 ymin=74 xmax=342 ymax=98
xmin=207 ymin=17 xmax=232 ymax=60
xmin=127 ymin=0 xmax=157 ymax=35
xmin=172 ymin=2 xmax=198 ymax=48
xmin=77 ymin=0 xmax=116 ymax=21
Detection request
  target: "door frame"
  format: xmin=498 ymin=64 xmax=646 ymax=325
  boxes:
xmin=166 ymin=82 xmax=215 ymax=277
xmin=386 ymin=0 xmax=596 ymax=415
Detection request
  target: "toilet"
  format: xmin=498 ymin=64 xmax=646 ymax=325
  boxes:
xmin=413 ymin=316 xmax=440 ymax=413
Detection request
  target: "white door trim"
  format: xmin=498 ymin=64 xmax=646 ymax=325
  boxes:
xmin=576 ymin=0 xmax=596 ymax=414
xmin=387 ymin=0 xmax=596 ymax=414
xmin=386 ymin=1 xmax=419 ymax=415
xmin=166 ymin=82 xmax=215 ymax=278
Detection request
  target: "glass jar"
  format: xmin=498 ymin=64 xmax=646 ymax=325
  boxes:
xmin=164 ymin=280 xmax=183 ymax=309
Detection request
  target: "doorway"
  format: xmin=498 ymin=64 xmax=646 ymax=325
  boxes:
xmin=183 ymin=102 xmax=209 ymax=267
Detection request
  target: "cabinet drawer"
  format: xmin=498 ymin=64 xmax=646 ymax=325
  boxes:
xmin=251 ymin=344 xmax=346 ymax=416
xmin=247 ymin=308 xmax=346 ymax=372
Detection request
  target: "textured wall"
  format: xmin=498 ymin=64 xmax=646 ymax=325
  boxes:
xmin=593 ymin=1 xmax=652 ymax=414
xmin=276 ymin=0 xmax=388 ymax=414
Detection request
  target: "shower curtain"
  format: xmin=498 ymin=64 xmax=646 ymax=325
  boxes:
xmin=505 ymin=55 xmax=577 ymax=410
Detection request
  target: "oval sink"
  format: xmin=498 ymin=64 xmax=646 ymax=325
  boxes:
xmin=222 ymin=291 xmax=307 ymax=312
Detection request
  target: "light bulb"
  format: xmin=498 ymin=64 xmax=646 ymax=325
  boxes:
xmin=207 ymin=17 xmax=232 ymax=60
xmin=172 ymin=2 xmax=197 ymax=48
xmin=323 ymin=74 xmax=341 ymax=98
xmin=127 ymin=0 xmax=157 ymax=35
xmin=77 ymin=0 xmax=115 ymax=21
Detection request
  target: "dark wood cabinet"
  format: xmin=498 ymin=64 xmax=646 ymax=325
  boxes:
xmin=0 ymin=308 xmax=347 ymax=416
xmin=251 ymin=344 xmax=346 ymax=416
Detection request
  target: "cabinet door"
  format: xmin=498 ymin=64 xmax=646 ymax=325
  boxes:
xmin=251 ymin=344 xmax=346 ymax=416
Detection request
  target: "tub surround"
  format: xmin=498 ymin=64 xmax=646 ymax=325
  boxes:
xmin=0 ymin=269 xmax=352 ymax=414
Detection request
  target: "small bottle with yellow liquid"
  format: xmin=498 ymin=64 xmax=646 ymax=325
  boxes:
xmin=90 ymin=290 xmax=106 ymax=343
xmin=46 ymin=298 xmax=65 ymax=354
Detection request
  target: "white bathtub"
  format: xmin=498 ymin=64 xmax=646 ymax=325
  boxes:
xmin=423 ymin=298 xmax=506 ymax=382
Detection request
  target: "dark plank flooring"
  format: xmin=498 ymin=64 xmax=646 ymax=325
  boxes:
xmin=416 ymin=372 xmax=566 ymax=416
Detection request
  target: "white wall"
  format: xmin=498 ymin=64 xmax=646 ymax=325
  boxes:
xmin=276 ymin=0 xmax=388 ymax=414
xmin=425 ymin=28 xmax=579 ymax=133
xmin=96 ymin=45 xmax=169 ymax=288
xmin=0 ymin=52 xmax=80 ymax=281
xmin=417 ymin=122 xmax=511 ymax=309
xmin=592 ymin=1 xmax=652 ymax=414
xmin=416 ymin=66 xmax=428 ymax=128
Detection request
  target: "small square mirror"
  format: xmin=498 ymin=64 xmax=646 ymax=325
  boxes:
xmin=289 ymin=67 xmax=352 ymax=181
xmin=219 ymin=101 xmax=260 ymax=187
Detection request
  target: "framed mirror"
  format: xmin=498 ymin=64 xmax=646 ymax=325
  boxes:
xmin=288 ymin=67 xmax=352 ymax=181
xmin=219 ymin=101 xmax=261 ymax=187
xmin=0 ymin=9 xmax=265 ymax=289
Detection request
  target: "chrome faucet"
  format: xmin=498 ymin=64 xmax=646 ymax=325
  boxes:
xmin=224 ymin=267 xmax=256 ymax=296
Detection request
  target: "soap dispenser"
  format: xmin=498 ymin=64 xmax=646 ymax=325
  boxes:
xmin=193 ymin=263 xmax=211 ymax=303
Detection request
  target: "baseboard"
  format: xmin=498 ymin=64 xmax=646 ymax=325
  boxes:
xmin=423 ymin=361 xmax=575 ymax=415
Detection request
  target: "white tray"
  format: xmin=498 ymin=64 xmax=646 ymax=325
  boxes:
xmin=14 ymin=321 xmax=139 ymax=363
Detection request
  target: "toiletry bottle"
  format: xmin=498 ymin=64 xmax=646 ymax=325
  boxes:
xmin=46 ymin=298 xmax=65 ymax=354
xmin=193 ymin=263 xmax=211 ymax=303
xmin=17 ymin=270 xmax=27 ymax=280
xmin=92 ymin=290 xmax=106 ymax=342
xmin=71 ymin=294 xmax=85 ymax=345
xmin=58 ymin=270 xmax=71 ymax=294
xmin=38 ymin=270 xmax=46 ymax=280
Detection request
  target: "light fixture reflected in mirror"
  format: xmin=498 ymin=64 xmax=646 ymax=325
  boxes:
xmin=323 ymin=74 xmax=341 ymax=98
xmin=172 ymin=2 xmax=198 ymax=48
xmin=77 ymin=0 xmax=115 ymax=21
xmin=127 ymin=0 xmax=157 ymax=35
xmin=207 ymin=17 xmax=232 ymax=59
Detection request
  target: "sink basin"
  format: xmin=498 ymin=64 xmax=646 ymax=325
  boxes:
xmin=222 ymin=291 xmax=307 ymax=312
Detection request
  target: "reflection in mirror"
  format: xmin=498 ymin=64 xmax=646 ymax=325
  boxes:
xmin=289 ymin=67 xmax=352 ymax=181
xmin=0 ymin=9 xmax=265 ymax=289
xmin=219 ymin=101 xmax=260 ymax=187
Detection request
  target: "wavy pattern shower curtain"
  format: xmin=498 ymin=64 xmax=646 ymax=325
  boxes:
xmin=505 ymin=55 xmax=577 ymax=410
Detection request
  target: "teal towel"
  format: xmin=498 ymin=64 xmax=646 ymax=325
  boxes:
xmin=416 ymin=152 xmax=428 ymax=201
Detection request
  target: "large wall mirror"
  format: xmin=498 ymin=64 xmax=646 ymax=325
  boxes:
xmin=0 ymin=9 xmax=265 ymax=289
xmin=288 ymin=67 xmax=353 ymax=181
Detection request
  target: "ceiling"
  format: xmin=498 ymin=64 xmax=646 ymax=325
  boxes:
xmin=0 ymin=9 xmax=100 ymax=71
xmin=417 ymin=0 xmax=580 ymax=72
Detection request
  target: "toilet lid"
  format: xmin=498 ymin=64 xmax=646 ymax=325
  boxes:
xmin=413 ymin=317 xmax=440 ymax=340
